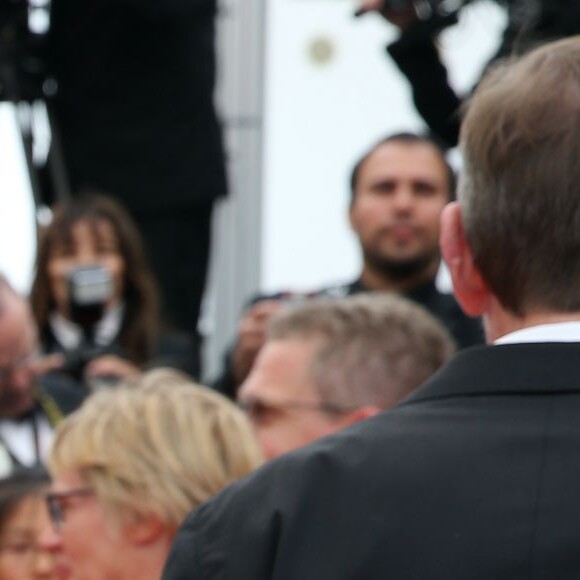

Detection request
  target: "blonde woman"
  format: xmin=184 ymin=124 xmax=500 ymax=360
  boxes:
xmin=40 ymin=369 xmax=264 ymax=580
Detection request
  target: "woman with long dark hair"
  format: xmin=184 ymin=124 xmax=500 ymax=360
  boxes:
xmin=30 ymin=194 xmax=194 ymax=387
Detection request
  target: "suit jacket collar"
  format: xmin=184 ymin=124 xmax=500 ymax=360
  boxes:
xmin=405 ymin=342 xmax=580 ymax=404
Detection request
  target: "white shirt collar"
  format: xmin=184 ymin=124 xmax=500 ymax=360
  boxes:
xmin=49 ymin=302 xmax=125 ymax=349
xmin=495 ymin=321 xmax=580 ymax=345
xmin=0 ymin=414 xmax=53 ymax=468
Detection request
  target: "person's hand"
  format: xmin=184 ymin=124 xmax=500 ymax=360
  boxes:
xmin=84 ymin=355 xmax=141 ymax=381
xmin=29 ymin=353 xmax=65 ymax=378
xmin=355 ymin=0 xmax=419 ymax=30
xmin=231 ymin=300 xmax=285 ymax=386
xmin=355 ymin=0 xmax=384 ymax=16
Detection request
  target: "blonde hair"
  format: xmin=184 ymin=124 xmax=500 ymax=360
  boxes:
xmin=49 ymin=369 xmax=263 ymax=531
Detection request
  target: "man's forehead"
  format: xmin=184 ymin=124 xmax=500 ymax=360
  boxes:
xmin=240 ymin=338 xmax=322 ymax=400
xmin=0 ymin=291 xmax=36 ymax=364
xmin=362 ymin=142 xmax=449 ymax=181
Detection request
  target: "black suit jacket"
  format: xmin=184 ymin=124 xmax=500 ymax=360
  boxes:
xmin=165 ymin=342 xmax=580 ymax=579
xmin=39 ymin=372 xmax=88 ymax=422
xmin=46 ymin=0 xmax=227 ymax=211
xmin=0 ymin=374 xmax=86 ymax=471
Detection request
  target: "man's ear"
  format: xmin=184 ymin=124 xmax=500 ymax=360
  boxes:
xmin=440 ymin=202 xmax=488 ymax=317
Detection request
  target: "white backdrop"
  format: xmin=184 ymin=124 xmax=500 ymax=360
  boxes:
xmin=0 ymin=105 xmax=37 ymax=294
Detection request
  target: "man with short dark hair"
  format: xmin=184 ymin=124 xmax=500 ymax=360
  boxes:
xmin=215 ymin=132 xmax=482 ymax=398
xmin=0 ymin=276 xmax=85 ymax=474
xmin=238 ymin=293 xmax=454 ymax=459
xmin=165 ymin=38 xmax=580 ymax=579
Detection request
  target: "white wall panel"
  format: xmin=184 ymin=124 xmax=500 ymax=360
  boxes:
xmin=0 ymin=104 xmax=37 ymax=294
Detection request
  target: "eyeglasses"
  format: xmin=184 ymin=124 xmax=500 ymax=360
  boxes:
xmin=46 ymin=488 xmax=95 ymax=530
xmin=238 ymin=396 xmax=354 ymax=423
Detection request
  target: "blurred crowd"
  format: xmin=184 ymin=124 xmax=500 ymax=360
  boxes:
xmin=1 ymin=0 xmax=580 ymax=578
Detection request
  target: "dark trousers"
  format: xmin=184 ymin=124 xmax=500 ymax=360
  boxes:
xmin=132 ymin=202 xmax=214 ymax=376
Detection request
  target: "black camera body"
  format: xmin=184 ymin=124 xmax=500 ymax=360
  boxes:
xmin=59 ymin=343 xmax=111 ymax=377
xmin=383 ymin=0 xmax=438 ymax=9
xmin=59 ymin=265 xmax=115 ymax=379
xmin=353 ymin=0 xmax=470 ymax=28
xmin=67 ymin=265 xmax=114 ymax=335
xmin=382 ymin=0 xmax=470 ymax=16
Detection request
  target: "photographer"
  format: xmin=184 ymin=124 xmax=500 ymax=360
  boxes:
xmin=1 ymin=0 xmax=226 ymax=380
xmin=30 ymin=194 xmax=197 ymax=389
xmin=356 ymin=0 xmax=580 ymax=148
xmin=42 ymin=0 xmax=227 ymax=375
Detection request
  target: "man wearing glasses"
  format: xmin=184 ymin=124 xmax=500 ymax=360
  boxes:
xmin=237 ymin=293 xmax=454 ymax=459
xmin=0 ymin=275 xmax=85 ymax=472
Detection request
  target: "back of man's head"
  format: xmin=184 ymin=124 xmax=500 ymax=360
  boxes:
xmin=269 ymin=293 xmax=455 ymax=409
xmin=460 ymin=38 xmax=580 ymax=316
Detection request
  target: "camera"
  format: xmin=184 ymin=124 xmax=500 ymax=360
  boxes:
xmin=383 ymin=0 xmax=434 ymax=10
xmin=67 ymin=265 xmax=114 ymax=334
xmin=59 ymin=265 xmax=116 ymax=380
xmin=382 ymin=0 xmax=469 ymax=16
xmin=354 ymin=0 xmax=470 ymax=26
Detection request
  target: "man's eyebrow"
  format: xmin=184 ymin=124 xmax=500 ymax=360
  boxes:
xmin=369 ymin=178 xmax=395 ymax=188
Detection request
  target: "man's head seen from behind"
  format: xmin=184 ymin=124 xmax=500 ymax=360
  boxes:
xmin=441 ymin=37 xmax=580 ymax=338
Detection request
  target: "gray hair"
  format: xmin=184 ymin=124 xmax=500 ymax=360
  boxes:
xmin=268 ymin=294 xmax=455 ymax=409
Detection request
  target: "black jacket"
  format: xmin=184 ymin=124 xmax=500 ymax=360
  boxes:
xmin=387 ymin=2 xmax=580 ymax=149
xmin=165 ymin=342 xmax=580 ymax=579
xmin=40 ymin=372 xmax=87 ymax=420
xmin=46 ymin=0 xmax=227 ymax=211
xmin=0 ymin=374 xmax=87 ymax=471
xmin=40 ymin=323 xmax=199 ymax=383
